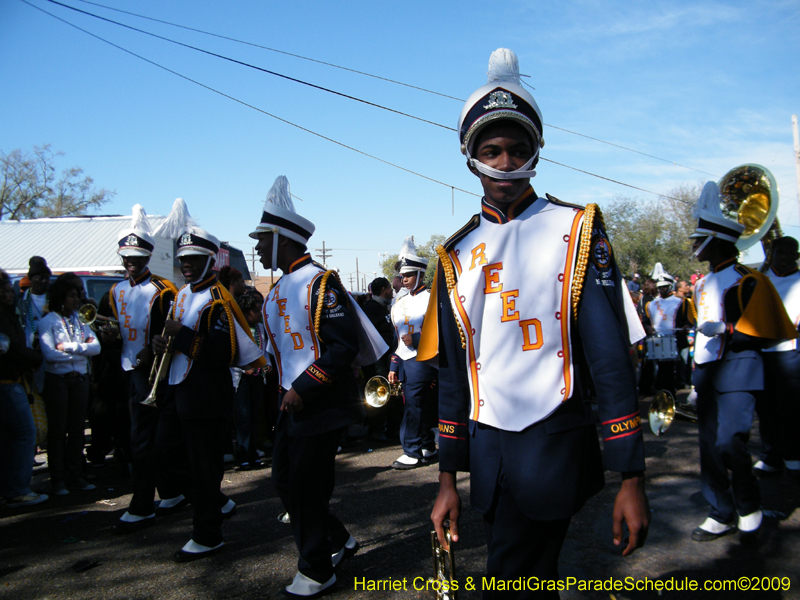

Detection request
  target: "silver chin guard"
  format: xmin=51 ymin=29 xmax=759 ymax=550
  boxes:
xmin=693 ymin=235 xmax=714 ymax=257
xmin=466 ymin=147 xmax=539 ymax=180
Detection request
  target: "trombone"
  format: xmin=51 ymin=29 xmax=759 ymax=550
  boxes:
xmin=143 ymin=301 xmax=175 ymax=407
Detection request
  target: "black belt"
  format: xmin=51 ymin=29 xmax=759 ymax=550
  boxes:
xmin=47 ymin=372 xmax=86 ymax=380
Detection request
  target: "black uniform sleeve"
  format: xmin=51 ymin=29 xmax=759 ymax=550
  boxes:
xmin=0 ymin=310 xmax=42 ymax=373
xmin=576 ymin=228 xmax=645 ymax=473
xmin=434 ymin=261 xmax=472 ymax=473
xmin=291 ymin=276 xmax=359 ymax=400
xmin=148 ymin=289 xmax=175 ymax=346
xmin=173 ymin=303 xmax=234 ymax=367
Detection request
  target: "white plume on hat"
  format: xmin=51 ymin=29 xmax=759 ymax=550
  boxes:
xmin=117 ymin=204 xmax=155 ymax=257
xmin=399 ymin=236 xmax=417 ymax=260
xmin=487 ymin=48 xmax=522 ymax=85
xmin=154 ymin=198 xmax=198 ymax=239
xmin=248 ymin=175 xmax=315 ymax=245
xmin=651 ymin=262 xmax=674 ymax=287
xmin=397 ymin=236 xmax=428 ymax=273
xmin=267 ymin=175 xmax=295 ymax=213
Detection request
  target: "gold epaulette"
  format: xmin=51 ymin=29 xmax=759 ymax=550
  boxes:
xmin=571 ymin=203 xmax=606 ymax=319
xmin=314 ymin=270 xmax=343 ymax=342
xmin=435 ymin=244 xmax=466 ymax=350
xmin=150 ymin=275 xmax=178 ymax=312
xmin=108 ymin=285 xmax=119 ymax=320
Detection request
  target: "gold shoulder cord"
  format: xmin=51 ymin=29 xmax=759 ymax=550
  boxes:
xmin=571 ymin=204 xmax=605 ymax=319
xmin=207 ymin=289 xmax=237 ymax=366
xmin=435 ymin=244 xmax=467 ymax=350
xmin=738 ymin=271 xmax=758 ymax=313
xmin=314 ymin=270 xmax=342 ymax=342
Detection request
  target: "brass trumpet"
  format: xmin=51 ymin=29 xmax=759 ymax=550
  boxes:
xmin=143 ymin=302 xmax=175 ymax=407
xmin=430 ymin=521 xmax=457 ymax=600
xmin=78 ymin=304 xmax=119 ymax=329
xmin=648 ymin=389 xmax=698 ymax=436
xmin=364 ymin=375 xmax=402 ymax=408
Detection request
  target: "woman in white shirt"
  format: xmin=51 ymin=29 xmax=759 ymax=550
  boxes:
xmin=39 ymin=276 xmax=101 ymax=496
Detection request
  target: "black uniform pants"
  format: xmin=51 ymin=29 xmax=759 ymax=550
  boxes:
xmin=272 ymin=415 xmax=349 ymax=583
xmin=128 ymin=370 xmax=188 ymax=516
xmin=174 ymin=382 xmax=228 ymax=547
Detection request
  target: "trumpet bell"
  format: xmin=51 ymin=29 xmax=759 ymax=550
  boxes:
xmin=78 ymin=304 xmax=97 ymax=325
xmin=649 ymin=390 xmax=676 ymax=436
xmin=365 ymin=376 xmax=391 ymax=408
xmin=718 ymin=164 xmax=779 ymax=251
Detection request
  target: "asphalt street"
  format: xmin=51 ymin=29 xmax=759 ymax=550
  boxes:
xmin=1 ymin=394 xmax=799 ymax=600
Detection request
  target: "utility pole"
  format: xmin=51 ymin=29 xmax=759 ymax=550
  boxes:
xmin=245 ymin=247 xmax=259 ymax=279
xmin=315 ymin=241 xmax=331 ymax=267
xmin=355 ymin=258 xmax=360 ymax=291
xmin=349 ymin=273 xmax=354 ymax=291
xmin=793 ymin=115 xmax=800 ymax=225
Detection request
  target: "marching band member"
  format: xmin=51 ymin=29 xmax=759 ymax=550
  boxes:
xmin=153 ymin=198 xmax=266 ymax=562
xmin=420 ymin=48 xmax=649 ymax=594
xmin=755 ymin=236 xmax=800 ymax=480
xmin=388 ymin=238 xmax=438 ymax=469
xmin=107 ymin=206 xmax=185 ymax=534
xmin=689 ymin=182 xmax=796 ymax=542
xmin=252 ymin=176 xmax=386 ymax=598
xmin=642 ymin=263 xmax=696 ymax=396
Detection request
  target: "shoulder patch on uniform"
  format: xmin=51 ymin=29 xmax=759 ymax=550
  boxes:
xmin=150 ymin=276 xmax=168 ymax=292
xmin=545 ymin=193 xmax=585 ymax=210
xmin=444 ymin=214 xmax=480 ymax=252
xmin=210 ymin=286 xmax=224 ymax=301
xmin=590 ymin=234 xmax=613 ymax=270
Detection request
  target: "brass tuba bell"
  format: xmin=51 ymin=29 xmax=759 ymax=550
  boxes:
xmin=364 ymin=375 xmax=402 ymax=408
xmin=718 ymin=164 xmax=781 ymax=254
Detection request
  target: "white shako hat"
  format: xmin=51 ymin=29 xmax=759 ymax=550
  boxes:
xmin=117 ymin=204 xmax=155 ymax=257
xmin=458 ymin=48 xmax=544 ymax=181
xmin=249 ymin=176 xmax=315 ymax=244
xmin=690 ymin=181 xmax=745 ymax=245
xmin=651 ymin=262 xmax=674 ymax=288
xmin=397 ymin=237 xmax=428 ymax=274
xmin=154 ymin=198 xmax=220 ymax=258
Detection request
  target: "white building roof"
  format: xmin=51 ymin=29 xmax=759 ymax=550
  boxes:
xmin=0 ymin=215 xmax=167 ymax=274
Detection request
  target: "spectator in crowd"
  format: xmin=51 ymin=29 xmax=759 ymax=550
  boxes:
xmin=1 ymin=269 xmax=49 ymax=508
xmin=38 ymin=275 xmax=101 ymax=496
xmin=231 ymin=293 xmax=270 ymax=470
xmin=218 ymin=266 xmax=247 ymax=302
xmin=18 ymin=256 xmax=52 ymax=395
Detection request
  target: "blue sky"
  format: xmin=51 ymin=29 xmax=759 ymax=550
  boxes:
xmin=2 ymin=0 xmax=799 ymax=287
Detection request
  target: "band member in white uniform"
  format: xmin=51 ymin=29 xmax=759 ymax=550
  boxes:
xmin=252 ymin=176 xmax=386 ymax=598
xmin=689 ymin=181 xmax=796 ymax=542
xmin=643 ymin=263 xmax=695 ymax=396
xmin=108 ymin=206 xmax=186 ymax=534
xmin=421 ymin=49 xmax=649 ymax=597
xmin=153 ymin=199 xmax=266 ymax=562
xmin=755 ymin=236 xmax=800 ymax=480
xmin=388 ymin=238 xmax=438 ymax=469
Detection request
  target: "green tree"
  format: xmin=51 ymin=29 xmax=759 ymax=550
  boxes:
xmin=380 ymin=234 xmax=446 ymax=286
xmin=603 ymin=184 xmax=707 ymax=282
xmin=1 ymin=144 xmax=115 ymax=220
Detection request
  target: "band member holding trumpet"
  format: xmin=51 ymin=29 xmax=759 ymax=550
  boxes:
xmin=420 ymin=49 xmax=649 ymax=595
xmin=690 ymin=180 xmax=796 ymax=542
xmin=153 ymin=199 xmax=266 ymax=562
xmin=107 ymin=206 xmax=184 ymax=534
xmin=389 ymin=238 xmax=438 ymax=470
xmin=253 ymin=176 xmax=386 ymax=598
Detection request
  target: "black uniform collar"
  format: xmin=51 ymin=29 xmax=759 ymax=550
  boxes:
xmin=410 ymin=282 xmax=427 ymax=296
xmin=288 ymin=253 xmax=313 ymax=274
xmin=130 ymin=268 xmax=151 ymax=287
xmin=710 ymin=258 xmax=736 ymax=273
xmin=770 ymin=264 xmax=799 ymax=277
xmin=480 ymin=186 xmax=536 ymax=224
xmin=191 ymin=273 xmax=218 ymax=293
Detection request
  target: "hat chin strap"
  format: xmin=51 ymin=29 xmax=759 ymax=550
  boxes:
xmin=466 ymin=148 xmax=538 ymax=180
xmin=272 ymin=233 xmax=279 ymax=272
xmin=694 ymin=235 xmax=714 ymax=257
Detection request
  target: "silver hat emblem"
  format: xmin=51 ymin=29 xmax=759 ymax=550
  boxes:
xmin=126 ymin=234 xmax=139 ymax=246
xmin=179 ymin=233 xmax=193 ymax=246
xmin=484 ymin=90 xmax=517 ymax=110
